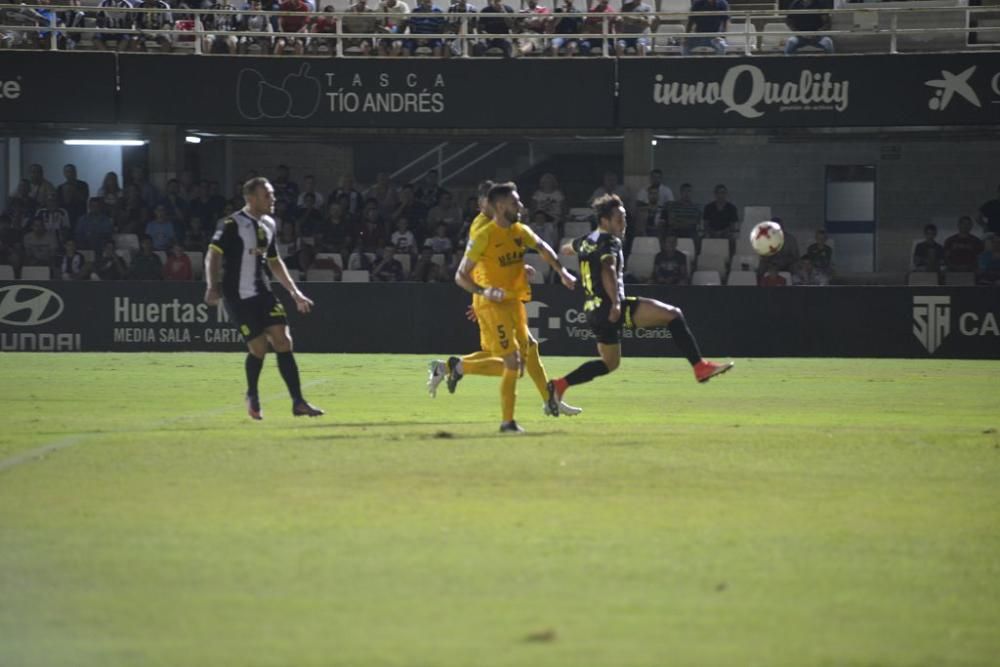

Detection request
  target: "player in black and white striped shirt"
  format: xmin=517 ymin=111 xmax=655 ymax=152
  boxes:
xmin=205 ymin=177 xmax=323 ymax=420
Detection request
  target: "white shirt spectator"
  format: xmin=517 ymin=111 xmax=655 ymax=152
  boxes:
xmin=391 ymin=228 xmax=417 ymax=253
xmin=636 ymin=183 xmax=674 ymax=207
xmin=424 ymin=235 xmax=453 ymax=255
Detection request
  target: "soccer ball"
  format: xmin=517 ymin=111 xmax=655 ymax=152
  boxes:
xmin=750 ymin=221 xmax=785 ymax=256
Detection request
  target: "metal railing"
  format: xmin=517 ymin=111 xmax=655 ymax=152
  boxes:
xmin=1 ymin=3 xmax=999 ymax=57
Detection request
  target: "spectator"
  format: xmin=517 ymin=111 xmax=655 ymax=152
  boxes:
xmin=651 ymin=235 xmax=688 ymax=285
xmin=803 ymin=229 xmax=833 ymax=279
xmin=332 ymin=174 xmax=364 ymax=217
xmin=275 ymin=0 xmax=309 ymax=54
xmin=759 ymin=265 xmax=787 ymax=287
xmin=531 ymin=172 xmax=566 ymax=222
xmin=529 ymin=210 xmax=559 ymax=250
xmin=391 ymin=184 xmax=427 ymax=231
xmin=372 ymin=246 xmax=406 ymax=282
xmin=272 ymin=199 xmax=294 ymax=237
xmin=684 ymin=0 xmax=728 ymax=55
xmin=163 ymin=242 xmax=193 ymax=281
xmin=758 ymin=219 xmax=800 ymax=275
xmin=0 ymin=214 xmax=23 ymax=276
xmin=22 ymin=216 xmax=59 ymax=267
xmin=160 ymin=178 xmax=189 ymax=223
xmin=367 ymin=171 xmax=399 ymax=218
xmin=978 ymin=184 xmax=1000 ymax=237
xmin=547 ymin=0 xmax=584 ymax=56
xmin=188 ymin=183 xmax=217 ymax=226
xmin=116 ymin=184 xmax=146 ymax=233
xmin=202 ymin=0 xmax=240 ymax=54
xmin=423 ymin=223 xmax=454 ymax=256
xmin=404 ymin=0 xmax=447 ymax=57
xmin=702 ymin=184 xmax=739 ymax=241
xmin=93 ymin=240 xmax=128 ymax=280
xmin=342 ymin=0 xmax=381 ymax=56
xmin=37 ymin=194 xmax=71 ymax=242
xmin=784 ymin=0 xmax=833 ymax=55
xmin=184 ymin=216 xmax=209 ymax=252
xmin=272 ymin=164 xmax=299 ymax=208
xmin=296 ymin=175 xmax=325 ymax=210
xmin=134 ymin=0 xmax=174 ymax=52
xmin=59 ymin=0 xmax=87 ymax=50
xmin=26 ymin=164 xmax=57 ymax=206
xmin=57 ymin=163 xmax=90 ymax=225
xmin=94 ymin=0 xmax=137 ymax=53
xmin=129 ymin=165 xmax=159 ymax=209
xmin=355 ymin=208 xmax=387 ymax=254
xmin=98 ymin=171 xmax=123 ymax=207
xmin=145 ymin=204 xmax=177 ymax=251
xmin=446 ymin=0 xmax=478 ymax=56
xmin=207 ymin=181 xmax=227 ymax=218
xmin=517 ymin=0 xmax=550 ymax=56
xmin=129 ymin=235 xmax=164 ymax=280
xmin=238 ymin=0 xmax=274 ymax=53
xmin=792 ymin=256 xmax=828 ymax=286
xmin=635 ymin=185 xmax=662 ymax=236
xmin=582 ymin=0 xmax=614 ymax=55
xmin=635 ymin=169 xmax=673 ymax=234
xmin=296 ymin=194 xmax=325 ymax=234
xmin=379 ymin=0 xmax=410 ymax=58
xmin=943 ymin=215 xmax=985 ymax=273
xmin=589 ymin=171 xmax=629 ymax=206
xmin=977 ymin=235 xmax=1000 ymax=285
xmin=284 ymin=243 xmax=317 ymax=280
xmin=308 ymin=5 xmax=338 ymax=53
xmin=410 ymin=246 xmax=444 ymax=281
xmin=477 ymin=0 xmax=515 ymax=57
xmin=390 ymin=217 xmax=418 ymax=255
xmin=617 ymin=0 xmax=653 ymax=57
xmin=318 ymin=201 xmax=351 ymax=252
xmin=57 ymin=239 xmax=88 ymax=281
xmin=665 ymin=183 xmax=700 ymax=241
xmin=5 ymin=180 xmax=37 ymax=227
xmin=912 ymin=223 xmax=944 ymax=271
xmin=426 ymin=190 xmax=463 ymax=237
xmin=74 ymin=198 xmax=114 ymax=251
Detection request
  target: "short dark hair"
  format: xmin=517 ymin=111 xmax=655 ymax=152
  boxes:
xmin=592 ymin=194 xmax=624 ymax=223
xmin=477 ymin=180 xmax=495 ymax=199
xmin=924 ymin=224 xmax=937 ymax=233
xmin=242 ymin=176 xmax=270 ymax=197
xmin=487 ymin=182 xmax=517 ymax=205
xmin=680 ymin=182 xmax=692 ymax=189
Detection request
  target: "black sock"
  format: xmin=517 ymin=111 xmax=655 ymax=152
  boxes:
xmin=668 ymin=315 xmax=703 ymax=366
xmin=276 ymin=351 xmax=304 ymax=403
xmin=564 ymin=360 xmax=610 ymax=387
xmin=245 ymin=353 xmax=264 ymax=397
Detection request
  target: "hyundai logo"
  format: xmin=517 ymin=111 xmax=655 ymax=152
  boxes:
xmin=0 ymin=285 xmax=65 ymax=326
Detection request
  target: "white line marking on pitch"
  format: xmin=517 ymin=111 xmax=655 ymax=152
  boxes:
xmin=0 ymin=379 xmax=328 ymax=474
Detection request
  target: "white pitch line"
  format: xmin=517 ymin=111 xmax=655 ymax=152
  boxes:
xmin=0 ymin=379 xmax=328 ymax=474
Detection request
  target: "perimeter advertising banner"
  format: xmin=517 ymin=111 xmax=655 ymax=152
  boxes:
xmin=618 ymin=53 xmax=1000 ymax=128
xmin=116 ymin=56 xmax=617 ymax=129
xmin=1 ymin=282 xmax=998 ymax=358
xmin=0 ymin=52 xmax=117 ymax=123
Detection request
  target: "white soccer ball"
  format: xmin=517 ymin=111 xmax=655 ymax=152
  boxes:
xmin=750 ymin=221 xmax=785 ymax=256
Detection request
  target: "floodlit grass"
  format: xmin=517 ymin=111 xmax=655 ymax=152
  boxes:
xmin=1 ymin=353 xmax=998 ymax=667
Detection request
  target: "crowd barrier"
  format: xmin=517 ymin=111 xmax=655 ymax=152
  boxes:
xmin=1 ymin=281 xmax=997 ymax=358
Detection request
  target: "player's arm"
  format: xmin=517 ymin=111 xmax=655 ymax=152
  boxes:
xmin=455 ymin=255 xmax=504 ymax=303
xmin=524 ymin=228 xmax=575 ymax=290
xmin=204 ymin=221 xmax=235 ymax=306
xmin=560 ymin=240 xmax=577 ymax=256
xmin=600 ymin=255 xmax=621 ymax=322
xmin=268 ymin=255 xmax=314 ymax=314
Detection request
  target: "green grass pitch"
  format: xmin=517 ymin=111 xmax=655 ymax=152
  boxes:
xmin=1 ymin=353 xmax=998 ymax=667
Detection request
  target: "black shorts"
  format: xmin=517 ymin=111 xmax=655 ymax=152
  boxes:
xmin=587 ymin=296 xmax=639 ymax=345
xmin=224 ymin=292 xmax=288 ymax=341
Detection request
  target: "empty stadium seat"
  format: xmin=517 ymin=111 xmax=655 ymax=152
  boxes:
xmin=186 ymin=251 xmax=204 ymax=280
xmin=696 ymin=253 xmax=728 ymax=275
xmin=907 ymin=272 xmax=940 ymax=286
xmin=567 ymin=207 xmax=593 ymax=222
xmin=653 ymin=23 xmax=686 ymax=53
xmin=725 ymin=22 xmax=758 ymax=54
xmin=317 ymin=252 xmax=345 ymax=269
xmin=0 ymin=265 xmax=14 ymax=280
xmin=21 ymin=266 xmax=51 ymax=281
xmin=154 ymin=251 xmax=167 ymax=265
xmin=944 ymin=272 xmax=975 ymax=286
xmin=113 ymin=233 xmax=140 ymax=252
xmin=730 ymin=253 xmax=759 ymax=272
xmin=306 ymin=268 xmax=338 ymax=282
xmin=630 ymin=236 xmax=660 ymax=255
xmin=726 ymin=270 xmax=758 ymax=286
xmin=691 ymin=270 xmax=721 ymax=286
xmin=760 ymin=23 xmax=788 ymax=52
xmin=393 ymin=254 xmax=412 ymax=275
xmin=563 ymin=221 xmax=591 ymax=238
xmin=341 ymin=270 xmax=371 ymax=283
xmin=627 ymin=253 xmax=656 ymax=282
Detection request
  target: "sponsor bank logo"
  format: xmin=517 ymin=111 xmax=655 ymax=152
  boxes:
xmin=924 ymin=66 xmax=981 ymax=111
xmin=913 ymin=295 xmax=999 ymax=354
xmin=0 ymin=285 xmax=64 ymax=326
xmin=526 ymin=301 xmax=671 ymax=344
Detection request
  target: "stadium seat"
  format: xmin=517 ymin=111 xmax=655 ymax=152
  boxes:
xmin=113 ymin=233 xmax=140 ymax=252
xmin=631 ymin=236 xmax=660 ymax=255
xmin=0 ymin=265 xmax=14 ymax=280
xmin=726 ymin=270 xmax=758 ymax=286
xmin=691 ymin=270 xmax=721 ymax=286
xmin=524 ymin=252 xmax=550 ymax=281
xmin=317 ymin=252 xmax=344 ymax=269
xmin=653 ymin=23 xmax=686 ymax=54
xmin=743 ymin=206 xmax=773 ymax=228
xmin=567 ymin=207 xmax=593 ymax=222
xmin=779 ymin=271 xmax=793 ymax=285
xmin=563 ymin=221 xmax=591 ymax=238
xmin=760 ymin=23 xmax=788 ymax=52
xmin=154 ymin=251 xmax=167 ymax=265
xmin=116 ymin=249 xmax=132 ymax=266
xmin=562 ymin=253 xmax=579 ymax=277
xmin=676 ymin=238 xmax=696 ymax=274
xmin=305 ymin=268 xmax=338 ymax=282
xmin=430 ymin=253 xmax=446 ymax=268
xmin=944 ymin=272 xmax=975 ymax=286
xmin=907 ymin=272 xmax=940 ymax=286
xmin=700 ymin=238 xmax=730 ymax=261
xmin=21 ymin=266 xmax=51 ymax=281
xmin=341 ymin=270 xmax=371 ymax=283
xmin=696 ymin=253 xmax=727 ymax=275
xmin=731 ymin=253 xmax=759 ymax=272
xmin=348 ymin=252 xmax=376 ymax=270
xmin=627 ymin=253 xmax=656 ymax=282
xmin=393 ymin=254 xmax=412 ymax=275
xmin=725 ymin=22 xmax=758 ymax=54
xmin=186 ymin=251 xmax=204 ymax=280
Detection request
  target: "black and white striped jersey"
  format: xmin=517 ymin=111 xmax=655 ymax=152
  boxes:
xmin=209 ymin=209 xmax=280 ymax=302
xmin=97 ymin=0 xmax=134 ymax=30
xmin=134 ymin=0 xmax=172 ymax=30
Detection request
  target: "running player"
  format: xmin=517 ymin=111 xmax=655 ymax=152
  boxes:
xmin=454 ymin=182 xmax=577 ymax=433
xmin=204 ymin=177 xmax=324 ymax=420
xmin=546 ymin=194 xmax=732 ymax=411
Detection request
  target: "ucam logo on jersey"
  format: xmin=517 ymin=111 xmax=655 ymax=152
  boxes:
xmin=912 ymin=295 xmax=999 ymax=354
xmin=0 ymin=284 xmax=80 ymax=351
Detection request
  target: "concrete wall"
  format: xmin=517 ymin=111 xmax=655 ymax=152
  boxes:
xmin=226 ymin=140 xmax=355 ymax=200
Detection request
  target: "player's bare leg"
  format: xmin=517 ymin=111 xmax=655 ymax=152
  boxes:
xmin=631 ymin=298 xmax=733 ymax=383
xmin=244 ymin=334 xmax=269 ymax=420
xmin=265 ymin=324 xmax=324 ymax=416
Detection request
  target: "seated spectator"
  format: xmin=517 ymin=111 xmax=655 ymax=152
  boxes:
xmin=377 ymin=0 xmax=409 ymax=57
xmin=651 ymin=235 xmax=688 ymax=285
xmin=702 ymin=184 xmax=739 ymax=241
xmin=616 ymin=0 xmax=652 ymax=56
xmin=58 ymin=164 xmax=90 ymax=226
xmin=332 ymin=175 xmax=364 ymax=217
xmin=163 ymin=242 xmax=193 ymax=281
xmin=446 ymin=0 xmax=478 ymax=56
xmin=134 ymin=0 xmax=174 ymax=53
xmin=581 ymin=0 xmax=614 ymax=55
xmin=977 ymin=235 xmax=1000 ymax=286
xmin=238 ymin=0 xmax=274 ymax=54
xmin=58 ymin=239 xmax=88 ymax=281
xmin=547 ymin=0 xmax=584 ymax=57
xmin=188 ymin=184 xmax=218 ymax=227
xmin=517 ymin=0 xmax=549 ymax=56
xmin=22 ymin=216 xmax=59 ymax=267
xmin=308 ymin=6 xmax=339 ymax=53
xmin=342 ymin=0 xmax=382 ymax=56
xmin=37 ymin=194 xmax=71 ymax=243
xmin=27 ymin=164 xmax=57 ymax=208
xmin=404 ymin=0 xmax=446 ymax=57
xmin=759 ymin=266 xmax=787 ymax=287
xmin=93 ymin=240 xmax=128 ymax=280
xmin=664 ymin=183 xmax=700 ymax=241
xmin=589 ymin=171 xmax=629 ymax=206
xmin=74 ymin=198 xmax=114 ymax=251
xmin=410 ymin=246 xmax=444 ymax=281
xmin=145 ymin=204 xmax=177 ymax=251
xmin=202 ymin=1 xmax=240 ymax=54
xmin=912 ymin=223 xmax=944 ymax=271
xmin=94 ymin=0 xmax=138 ymax=53
xmin=635 ymin=168 xmax=673 ymax=209
xmin=784 ymin=0 xmax=833 ymax=55
xmin=372 ymin=246 xmax=406 ymax=282
xmin=529 ymin=211 xmax=559 ymax=250
xmin=297 ymin=175 xmax=325 ymax=210
xmin=391 ymin=184 xmax=427 ymax=232
xmin=129 ymin=235 xmax=163 ymax=280
xmin=285 ymin=243 xmax=316 ymax=280
xmin=978 ymin=184 xmax=1000 ymax=237
xmin=792 ymin=256 xmax=829 ymax=286
xmin=803 ymin=229 xmax=833 ymax=279
xmin=59 ymin=0 xmax=87 ymax=50
xmin=271 ymin=164 xmax=299 ymax=209
xmin=0 ymin=214 xmax=22 ymax=275
xmin=367 ymin=172 xmax=399 ymax=218
xmin=275 ymin=0 xmax=310 ymax=55
xmin=530 ymin=172 xmax=565 ymax=222
xmin=423 ymin=223 xmax=454 ymax=256
xmin=355 ymin=211 xmax=386 ymax=254
xmin=296 ymin=194 xmax=325 ymax=233
xmin=160 ymin=178 xmax=189 ymax=223
xmin=476 ymin=0 xmax=515 ymax=57
xmin=98 ymin=171 xmax=123 ymax=207
xmin=317 ymin=202 xmax=351 ymax=252
xmin=390 ymin=217 xmax=418 ymax=255
xmin=943 ymin=216 xmax=984 ymax=273
xmin=426 ymin=190 xmax=463 ymax=237
xmin=684 ymin=0 xmax=728 ymax=55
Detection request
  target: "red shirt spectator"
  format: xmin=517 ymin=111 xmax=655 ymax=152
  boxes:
xmin=163 ymin=244 xmax=193 ymax=281
xmin=759 ymin=269 xmax=787 ymax=287
xmin=279 ymin=0 xmax=310 ymax=34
